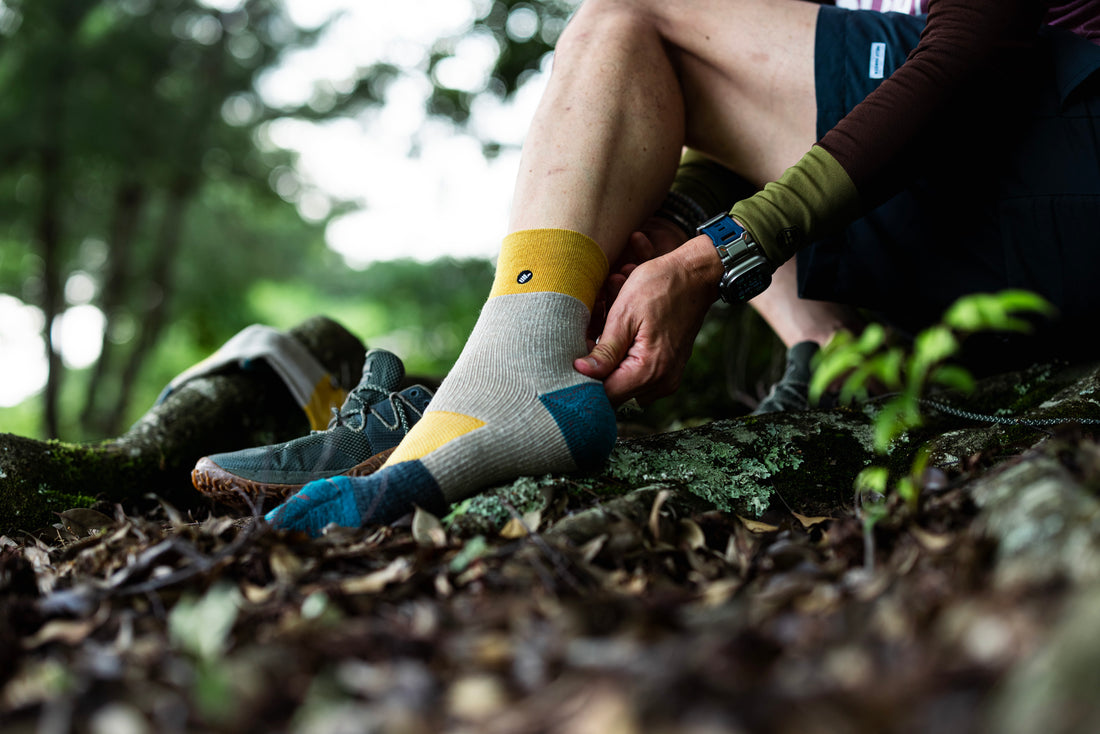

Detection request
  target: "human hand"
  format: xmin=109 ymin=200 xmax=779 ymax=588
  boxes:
xmin=576 ymin=235 xmax=722 ymax=406
xmin=590 ymin=217 xmax=693 ymax=343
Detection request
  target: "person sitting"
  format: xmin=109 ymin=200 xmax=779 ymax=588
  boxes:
xmin=261 ymin=0 xmax=1100 ymax=536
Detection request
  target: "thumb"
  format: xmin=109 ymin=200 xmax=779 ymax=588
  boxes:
xmin=574 ymin=328 xmax=629 ymax=381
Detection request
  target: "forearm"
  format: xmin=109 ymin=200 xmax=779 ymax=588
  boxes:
xmin=729 ymin=145 xmax=861 ymax=264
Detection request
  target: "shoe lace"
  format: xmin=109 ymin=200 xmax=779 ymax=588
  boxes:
xmin=322 ymin=379 xmax=394 ymax=432
xmin=322 ymin=384 xmax=428 ymax=435
xmin=369 ymin=390 xmax=427 ymax=434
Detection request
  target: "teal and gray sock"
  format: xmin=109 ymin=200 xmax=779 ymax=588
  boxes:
xmin=266 ymin=229 xmax=618 ymax=535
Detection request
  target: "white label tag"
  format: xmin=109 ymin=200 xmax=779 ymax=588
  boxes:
xmin=869 ymin=42 xmax=886 ymax=79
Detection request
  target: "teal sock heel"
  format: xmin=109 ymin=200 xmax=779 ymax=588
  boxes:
xmin=539 ymin=382 xmax=617 ymax=471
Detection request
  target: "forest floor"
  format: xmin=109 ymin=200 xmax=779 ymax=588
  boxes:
xmin=3 ymin=364 xmax=1100 ymax=733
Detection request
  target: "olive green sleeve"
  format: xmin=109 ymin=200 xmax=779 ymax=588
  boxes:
xmin=729 ymin=145 xmax=861 ymax=265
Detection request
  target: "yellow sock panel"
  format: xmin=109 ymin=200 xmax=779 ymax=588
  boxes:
xmin=488 ymin=228 xmax=608 ymax=310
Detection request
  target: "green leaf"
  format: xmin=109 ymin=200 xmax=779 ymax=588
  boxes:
xmin=168 ymin=583 xmax=242 ymax=661
xmin=896 ymin=476 xmax=919 ymax=509
xmin=194 ymin=660 xmax=235 ymax=724
xmin=839 ymin=361 xmax=876 ymax=404
xmin=868 ymin=348 xmax=905 ymax=392
xmin=855 ymin=466 xmax=889 ymax=495
xmin=450 ymin=535 xmax=491 ymax=574
xmin=930 ymin=364 xmax=975 ymax=393
xmin=809 ymin=331 xmax=864 ymax=404
xmin=913 ymin=325 xmax=958 ymax=369
xmin=943 ymin=296 xmax=983 ymax=332
xmin=872 ymin=397 xmax=922 ymax=452
xmin=943 ymin=290 xmax=1055 ymax=334
xmin=855 ymin=323 xmax=886 ymax=354
xmin=994 ymin=289 xmax=1056 ymax=316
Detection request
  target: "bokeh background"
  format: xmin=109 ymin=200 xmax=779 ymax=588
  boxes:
xmin=0 ymin=0 xmax=779 ymax=442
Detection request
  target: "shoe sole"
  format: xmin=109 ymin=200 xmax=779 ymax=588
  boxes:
xmin=191 ymin=447 xmax=396 ymax=512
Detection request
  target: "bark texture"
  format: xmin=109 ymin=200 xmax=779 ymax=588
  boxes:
xmin=0 ymin=316 xmax=365 ymax=533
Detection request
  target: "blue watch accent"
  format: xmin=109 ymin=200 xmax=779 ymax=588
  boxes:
xmin=699 ymin=214 xmax=747 ymax=259
xmin=697 ymin=214 xmax=774 ymax=303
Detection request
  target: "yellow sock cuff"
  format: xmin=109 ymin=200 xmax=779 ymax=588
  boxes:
xmin=489 ymin=229 xmax=609 ymax=312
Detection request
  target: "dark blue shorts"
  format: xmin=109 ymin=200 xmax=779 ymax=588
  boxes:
xmin=801 ymin=6 xmax=1100 ymax=364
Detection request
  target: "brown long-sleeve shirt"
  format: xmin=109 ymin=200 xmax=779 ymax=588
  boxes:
xmin=704 ymin=0 xmax=1095 ymax=264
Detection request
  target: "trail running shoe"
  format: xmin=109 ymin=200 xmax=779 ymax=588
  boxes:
xmin=192 ymin=349 xmax=432 ymax=510
xmin=753 ymin=341 xmax=821 ymax=415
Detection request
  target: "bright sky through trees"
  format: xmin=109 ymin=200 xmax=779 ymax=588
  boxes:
xmin=255 ymin=0 xmax=547 ymax=267
xmin=0 ymin=0 xmax=554 ymax=408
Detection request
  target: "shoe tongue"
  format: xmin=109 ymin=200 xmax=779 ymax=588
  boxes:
xmin=361 ymin=348 xmax=404 ymax=390
xmin=344 ymin=348 xmax=405 ymax=411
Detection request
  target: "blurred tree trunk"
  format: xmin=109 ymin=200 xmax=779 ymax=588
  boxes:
xmin=37 ymin=136 xmax=64 ymax=439
xmin=104 ymin=177 xmax=195 ymax=435
xmin=99 ymin=23 xmax=225 ymax=436
xmin=80 ymin=181 xmax=147 ymax=437
xmin=34 ymin=1 xmax=96 ymax=438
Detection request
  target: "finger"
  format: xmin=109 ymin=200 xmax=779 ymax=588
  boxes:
xmin=628 ymin=230 xmax=656 ymax=262
xmin=574 ymin=316 xmax=632 ymax=380
xmin=600 ymin=367 xmax=639 ymax=406
xmin=574 ymin=338 xmax=626 ymax=380
xmin=602 ymin=355 xmax=677 ymax=406
xmin=604 ymin=273 xmax=628 ymax=302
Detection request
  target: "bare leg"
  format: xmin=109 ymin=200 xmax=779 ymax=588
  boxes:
xmin=509 ymin=2 xmax=684 ymax=256
xmin=513 ymin=0 xmax=851 ymax=348
xmin=751 ymin=260 xmax=865 ymax=348
xmin=511 ymin=0 xmax=821 ymax=259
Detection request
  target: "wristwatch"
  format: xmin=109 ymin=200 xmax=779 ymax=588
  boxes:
xmin=697 ymin=213 xmax=774 ymax=303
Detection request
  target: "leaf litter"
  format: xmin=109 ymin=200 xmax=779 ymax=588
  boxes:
xmin=0 ymin=441 xmax=1089 ymax=734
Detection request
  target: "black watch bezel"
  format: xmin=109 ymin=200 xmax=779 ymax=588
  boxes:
xmin=697 ymin=214 xmax=774 ymax=303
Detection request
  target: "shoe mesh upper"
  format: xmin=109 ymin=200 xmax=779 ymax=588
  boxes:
xmin=205 ymin=349 xmax=432 ymax=483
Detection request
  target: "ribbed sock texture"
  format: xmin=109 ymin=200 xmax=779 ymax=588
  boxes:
xmin=267 ymin=229 xmax=618 ymax=536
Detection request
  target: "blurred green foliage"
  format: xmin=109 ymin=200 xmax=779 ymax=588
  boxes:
xmin=0 ymin=0 xmax=781 ymax=444
xmin=812 ymin=289 xmax=1055 ymax=548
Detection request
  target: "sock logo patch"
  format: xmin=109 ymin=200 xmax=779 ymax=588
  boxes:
xmin=517 ymin=270 xmax=533 ymax=284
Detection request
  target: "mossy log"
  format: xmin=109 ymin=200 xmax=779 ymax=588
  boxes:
xmin=0 ymin=317 xmax=365 ymax=535
xmin=455 ymin=359 xmax=1100 ymax=535
xmin=6 ymin=328 xmax=1098 ymax=539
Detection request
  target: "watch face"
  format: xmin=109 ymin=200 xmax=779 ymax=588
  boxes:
xmin=731 ymin=269 xmax=772 ymax=302
xmin=721 ymin=256 xmax=773 ymax=303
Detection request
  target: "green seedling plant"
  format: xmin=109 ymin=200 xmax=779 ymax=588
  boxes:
xmin=808 ymin=290 xmax=1055 ymax=570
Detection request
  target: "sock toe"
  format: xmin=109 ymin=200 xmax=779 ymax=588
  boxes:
xmin=266 ymin=463 xmax=449 ymax=537
xmin=265 ymin=476 xmax=362 ymax=536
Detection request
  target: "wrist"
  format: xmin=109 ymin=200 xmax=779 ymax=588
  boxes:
xmin=674 ymin=234 xmax=725 ymax=299
xmin=654 ymin=190 xmax=710 ymax=237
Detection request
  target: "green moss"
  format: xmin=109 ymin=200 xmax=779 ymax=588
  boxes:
xmin=605 ymin=413 xmax=875 ymax=517
xmin=0 ymin=482 xmax=97 ymax=532
xmin=445 ymin=475 xmax=551 ymax=531
xmin=0 ymin=437 xmax=161 ymax=535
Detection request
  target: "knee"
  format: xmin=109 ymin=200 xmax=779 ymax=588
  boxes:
xmin=554 ymin=0 xmax=664 ymax=59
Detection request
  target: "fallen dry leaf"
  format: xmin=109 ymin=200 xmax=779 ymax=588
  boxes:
xmin=738 ymin=516 xmax=780 ymax=534
xmin=792 ymin=511 xmax=833 ymax=529
xmin=334 ymin=557 xmax=415 ymax=595
xmin=412 ymin=506 xmax=448 ymax=548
